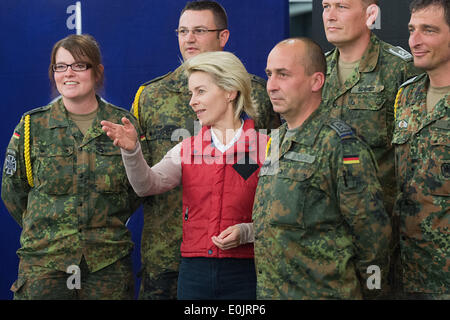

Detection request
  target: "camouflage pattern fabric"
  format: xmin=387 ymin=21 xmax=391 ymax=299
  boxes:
xmin=392 ymin=73 xmax=449 ymax=296
xmin=12 ymin=255 xmax=134 ymax=300
xmin=252 ymin=103 xmax=391 ymax=299
xmin=322 ymin=33 xmax=420 ymax=297
xmin=1 ymin=96 xmax=142 ymax=297
xmin=323 ymin=33 xmax=420 ymax=215
xmin=132 ymin=64 xmax=280 ymax=300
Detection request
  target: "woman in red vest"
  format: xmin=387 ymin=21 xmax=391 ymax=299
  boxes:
xmin=101 ymin=51 xmax=269 ymax=299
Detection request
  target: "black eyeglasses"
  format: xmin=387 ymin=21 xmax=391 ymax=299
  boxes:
xmin=175 ymin=27 xmax=225 ymax=37
xmin=52 ymin=62 xmax=92 ymax=72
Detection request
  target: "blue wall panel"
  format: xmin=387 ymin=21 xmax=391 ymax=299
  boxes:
xmin=0 ymin=0 xmax=288 ymax=300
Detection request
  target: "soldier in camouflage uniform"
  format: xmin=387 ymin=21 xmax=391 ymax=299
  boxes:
xmin=392 ymin=0 xmax=449 ymax=299
xmin=131 ymin=1 xmax=280 ymax=299
xmin=253 ymin=38 xmax=391 ymax=299
xmin=1 ymin=35 xmax=141 ymax=299
xmin=321 ymin=0 xmax=420 ymax=296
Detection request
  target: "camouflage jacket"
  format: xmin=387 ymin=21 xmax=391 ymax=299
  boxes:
xmin=322 ymin=33 xmax=420 ymax=213
xmin=131 ymin=64 xmax=280 ymax=279
xmin=252 ymin=103 xmax=391 ymax=299
xmin=1 ymin=97 xmax=142 ymax=273
xmin=392 ymin=73 xmax=449 ymax=294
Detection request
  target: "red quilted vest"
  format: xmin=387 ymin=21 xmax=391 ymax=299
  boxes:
xmin=180 ymin=119 xmax=268 ymax=258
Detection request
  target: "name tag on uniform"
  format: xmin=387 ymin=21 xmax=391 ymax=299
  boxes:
xmin=351 ymin=85 xmax=384 ymax=94
xmin=284 ymin=151 xmax=316 ymax=163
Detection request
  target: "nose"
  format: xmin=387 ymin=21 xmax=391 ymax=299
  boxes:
xmin=64 ymin=66 xmax=76 ymax=76
xmin=189 ymin=93 xmax=198 ymax=108
xmin=266 ymin=76 xmax=279 ymax=93
xmin=323 ymin=6 xmax=337 ymax=22
xmin=186 ymin=30 xmax=196 ymax=42
xmin=409 ymin=30 xmax=422 ymax=49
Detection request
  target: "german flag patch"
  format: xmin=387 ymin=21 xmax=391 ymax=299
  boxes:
xmin=343 ymin=155 xmax=360 ymax=165
xmin=140 ymin=134 xmax=146 ymax=142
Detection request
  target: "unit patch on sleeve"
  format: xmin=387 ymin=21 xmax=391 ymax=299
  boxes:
xmin=4 ymin=149 xmax=17 ymax=176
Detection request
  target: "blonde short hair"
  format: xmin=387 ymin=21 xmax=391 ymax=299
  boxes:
xmin=182 ymin=51 xmax=257 ymax=121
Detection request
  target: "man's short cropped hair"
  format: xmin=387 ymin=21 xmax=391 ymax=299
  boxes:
xmin=278 ymin=37 xmax=327 ymax=77
xmin=410 ymin=0 xmax=450 ymax=27
xmin=362 ymin=0 xmax=378 ymax=7
xmin=181 ymin=1 xmax=228 ymax=29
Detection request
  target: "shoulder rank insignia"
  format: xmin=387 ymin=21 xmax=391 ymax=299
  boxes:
xmin=328 ymin=119 xmax=354 ymax=139
xmin=388 ymin=46 xmax=413 ymax=61
xmin=400 ymin=75 xmax=420 ymax=89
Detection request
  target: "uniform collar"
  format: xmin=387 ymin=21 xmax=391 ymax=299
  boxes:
xmin=48 ymin=95 xmax=106 ymax=131
xmin=163 ymin=64 xmax=190 ymax=94
xmin=281 ymin=101 xmax=329 ymax=147
xmin=358 ymin=33 xmax=380 ymax=73
xmin=327 ymin=32 xmax=380 ymax=75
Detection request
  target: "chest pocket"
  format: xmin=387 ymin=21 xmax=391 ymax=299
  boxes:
xmin=426 ymin=126 xmax=450 ymax=196
xmin=94 ymin=143 xmax=127 ymax=193
xmin=266 ymin=152 xmax=317 ymax=230
xmin=344 ymin=89 xmax=388 ymax=148
xmin=34 ymin=145 xmax=74 ymax=195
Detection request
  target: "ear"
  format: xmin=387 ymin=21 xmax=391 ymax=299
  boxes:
xmin=219 ymin=29 xmax=230 ymax=49
xmin=311 ymin=72 xmax=325 ymax=93
xmin=366 ymin=4 xmax=379 ymax=28
xmin=227 ymin=90 xmax=238 ymax=102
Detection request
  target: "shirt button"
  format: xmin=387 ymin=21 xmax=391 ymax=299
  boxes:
xmin=208 ymin=249 xmax=213 ymax=255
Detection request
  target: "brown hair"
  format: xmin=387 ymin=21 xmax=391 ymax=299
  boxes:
xmin=49 ymin=34 xmax=104 ymax=93
xmin=410 ymin=0 xmax=450 ymax=27
xmin=181 ymin=1 xmax=228 ymax=30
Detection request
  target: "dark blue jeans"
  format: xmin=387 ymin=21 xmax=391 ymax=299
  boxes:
xmin=177 ymin=257 xmax=256 ymax=300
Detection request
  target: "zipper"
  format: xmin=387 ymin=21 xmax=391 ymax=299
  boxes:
xmin=184 ymin=207 xmax=189 ymax=221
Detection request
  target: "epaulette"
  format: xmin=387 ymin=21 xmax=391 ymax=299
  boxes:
xmin=394 ymin=74 xmax=425 ymax=121
xmin=250 ymin=74 xmax=267 ymax=86
xmin=385 ymin=45 xmax=413 ymax=61
xmin=104 ymin=101 xmax=133 ymax=115
xmin=132 ymin=72 xmax=173 ymax=121
xmin=327 ymin=118 xmax=354 ymax=140
xmin=399 ymin=73 xmax=425 ymax=89
xmin=23 ymin=105 xmax=51 ymax=118
xmin=141 ymin=71 xmax=173 ymax=87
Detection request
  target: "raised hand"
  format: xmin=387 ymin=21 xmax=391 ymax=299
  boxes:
xmin=101 ymin=117 xmax=138 ymax=151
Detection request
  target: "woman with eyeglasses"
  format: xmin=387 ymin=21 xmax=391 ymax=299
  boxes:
xmin=1 ymin=34 xmax=142 ymax=299
xmin=101 ymin=51 xmax=268 ymax=300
